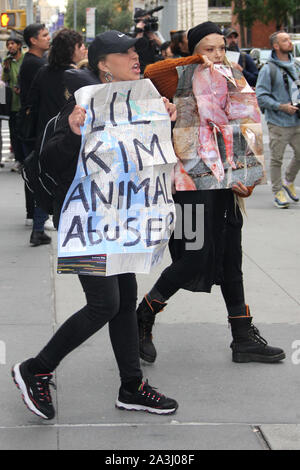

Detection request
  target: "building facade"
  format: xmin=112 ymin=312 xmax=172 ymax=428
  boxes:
xmin=132 ymin=0 xmax=299 ymax=45
xmin=177 ymin=0 xmax=208 ymax=31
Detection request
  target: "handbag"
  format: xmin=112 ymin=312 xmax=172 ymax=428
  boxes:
xmin=17 ymin=105 xmax=38 ymax=142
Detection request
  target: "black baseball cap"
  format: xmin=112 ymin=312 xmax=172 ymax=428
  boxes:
xmin=224 ymin=28 xmax=238 ymax=38
xmin=88 ymin=30 xmax=140 ymax=71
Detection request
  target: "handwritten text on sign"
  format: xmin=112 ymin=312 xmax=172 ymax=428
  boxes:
xmin=57 ymin=79 xmax=177 ymax=276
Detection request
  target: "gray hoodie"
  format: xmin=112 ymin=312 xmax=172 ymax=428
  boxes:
xmin=256 ymin=51 xmax=300 ymax=127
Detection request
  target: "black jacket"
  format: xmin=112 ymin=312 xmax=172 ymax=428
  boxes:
xmin=64 ymin=67 xmax=99 ymax=95
xmin=19 ymin=52 xmax=47 ymax=107
xmin=26 ymin=64 xmax=73 ymax=138
xmin=238 ymin=51 xmax=258 ymax=87
xmin=39 ymin=97 xmax=80 ymax=229
xmin=40 ymin=68 xmax=101 ymax=229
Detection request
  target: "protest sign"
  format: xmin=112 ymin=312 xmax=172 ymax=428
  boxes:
xmin=172 ymin=64 xmax=265 ymax=190
xmin=57 ymin=79 xmax=177 ymax=276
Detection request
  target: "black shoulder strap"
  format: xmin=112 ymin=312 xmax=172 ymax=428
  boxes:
xmin=267 ymin=61 xmax=291 ymax=100
xmin=281 ymin=66 xmax=300 ymax=91
xmin=267 ymin=62 xmax=277 ymax=91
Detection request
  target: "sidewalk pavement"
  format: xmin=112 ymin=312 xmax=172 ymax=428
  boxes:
xmin=0 ymin=120 xmax=300 ymax=450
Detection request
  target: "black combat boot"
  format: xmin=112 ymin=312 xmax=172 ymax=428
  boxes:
xmin=137 ymin=295 xmax=167 ymax=363
xmin=229 ymin=308 xmax=285 ymax=363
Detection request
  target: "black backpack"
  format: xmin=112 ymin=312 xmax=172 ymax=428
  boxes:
xmin=258 ymin=62 xmax=278 ymax=114
xmin=22 ymin=113 xmax=61 ymax=215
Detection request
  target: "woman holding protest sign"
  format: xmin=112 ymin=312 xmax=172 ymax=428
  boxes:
xmin=12 ymin=31 xmax=179 ymax=420
xmin=137 ymin=21 xmax=285 ymax=365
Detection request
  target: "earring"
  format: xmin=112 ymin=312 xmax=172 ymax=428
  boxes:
xmin=104 ymin=71 xmax=114 ymax=83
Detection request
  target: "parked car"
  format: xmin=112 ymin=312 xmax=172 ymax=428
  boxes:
xmin=240 ymin=47 xmax=252 ymax=54
xmin=292 ymin=40 xmax=300 ymax=67
xmin=249 ymin=48 xmax=272 ymax=69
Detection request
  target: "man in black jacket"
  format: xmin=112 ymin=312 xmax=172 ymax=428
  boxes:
xmin=19 ymin=23 xmax=52 ymax=246
xmin=19 ymin=23 xmax=50 ymax=107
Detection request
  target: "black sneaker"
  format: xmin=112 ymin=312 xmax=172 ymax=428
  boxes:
xmin=12 ymin=361 xmax=56 ymax=420
xmin=30 ymin=231 xmax=51 ymax=247
xmin=116 ymin=380 xmax=178 ymax=415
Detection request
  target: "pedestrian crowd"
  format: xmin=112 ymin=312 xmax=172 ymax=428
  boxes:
xmin=0 ymin=17 xmax=299 ymax=421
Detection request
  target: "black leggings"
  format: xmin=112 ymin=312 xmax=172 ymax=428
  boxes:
xmin=35 ymin=273 xmax=142 ymax=383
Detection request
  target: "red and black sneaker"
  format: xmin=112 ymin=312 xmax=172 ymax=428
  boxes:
xmin=12 ymin=361 xmax=56 ymax=420
xmin=116 ymin=380 xmax=178 ymax=415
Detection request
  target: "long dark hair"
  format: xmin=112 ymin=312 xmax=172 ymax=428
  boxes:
xmin=170 ymin=30 xmax=188 ymax=57
xmin=48 ymin=28 xmax=83 ymax=69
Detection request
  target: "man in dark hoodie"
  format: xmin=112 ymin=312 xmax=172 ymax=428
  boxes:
xmin=256 ymin=31 xmax=300 ymax=209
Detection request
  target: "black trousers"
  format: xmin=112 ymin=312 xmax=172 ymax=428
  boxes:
xmin=36 ymin=273 xmax=142 ymax=383
xmin=9 ymin=112 xmax=24 ymax=163
xmin=154 ymin=190 xmax=245 ymax=314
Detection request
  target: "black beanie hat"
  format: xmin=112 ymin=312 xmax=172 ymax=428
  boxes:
xmin=188 ymin=21 xmax=223 ymax=54
xmin=6 ymin=36 xmax=22 ymax=46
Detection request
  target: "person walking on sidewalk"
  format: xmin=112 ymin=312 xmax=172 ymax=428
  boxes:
xmin=256 ymin=31 xmax=300 ymax=209
xmin=12 ymin=31 xmax=178 ymax=421
xmin=1 ymin=36 xmax=24 ymax=172
xmin=137 ymin=21 xmax=286 ymax=365
xmin=18 ymin=23 xmax=52 ymax=245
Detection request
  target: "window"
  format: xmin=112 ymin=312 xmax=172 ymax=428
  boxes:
xmin=208 ymin=0 xmax=231 ymax=7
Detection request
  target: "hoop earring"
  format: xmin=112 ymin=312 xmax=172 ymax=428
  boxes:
xmin=104 ymin=71 xmax=114 ymax=83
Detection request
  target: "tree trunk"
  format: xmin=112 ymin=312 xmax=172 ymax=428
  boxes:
xmin=240 ymin=18 xmax=246 ymax=47
xmin=247 ymin=27 xmax=252 ymax=47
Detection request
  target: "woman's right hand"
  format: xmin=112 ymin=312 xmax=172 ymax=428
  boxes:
xmin=68 ymin=105 xmax=86 ymax=135
xmin=200 ymin=54 xmax=214 ymax=72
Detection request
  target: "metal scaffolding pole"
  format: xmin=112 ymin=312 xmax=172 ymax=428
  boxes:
xmin=26 ymin=0 xmax=34 ymax=25
xmin=74 ymin=0 xmax=77 ymax=30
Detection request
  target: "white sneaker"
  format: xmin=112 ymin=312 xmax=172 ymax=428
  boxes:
xmin=25 ymin=218 xmax=33 ymax=227
xmin=10 ymin=162 xmax=22 ymax=173
xmin=44 ymin=217 xmax=56 ymax=231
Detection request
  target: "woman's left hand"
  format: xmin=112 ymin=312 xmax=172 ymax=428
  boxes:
xmin=232 ymin=181 xmax=252 ymax=197
xmin=232 ymin=178 xmax=262 ymax=197
xmin=162 ymin=97 xmax=177 ymax=121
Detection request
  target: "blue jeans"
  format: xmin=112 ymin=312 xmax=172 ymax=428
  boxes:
xmin=22 ymin=141 xmax=49 ymax=230
xmin=33 ymin=205 xmax=49 ymax=231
